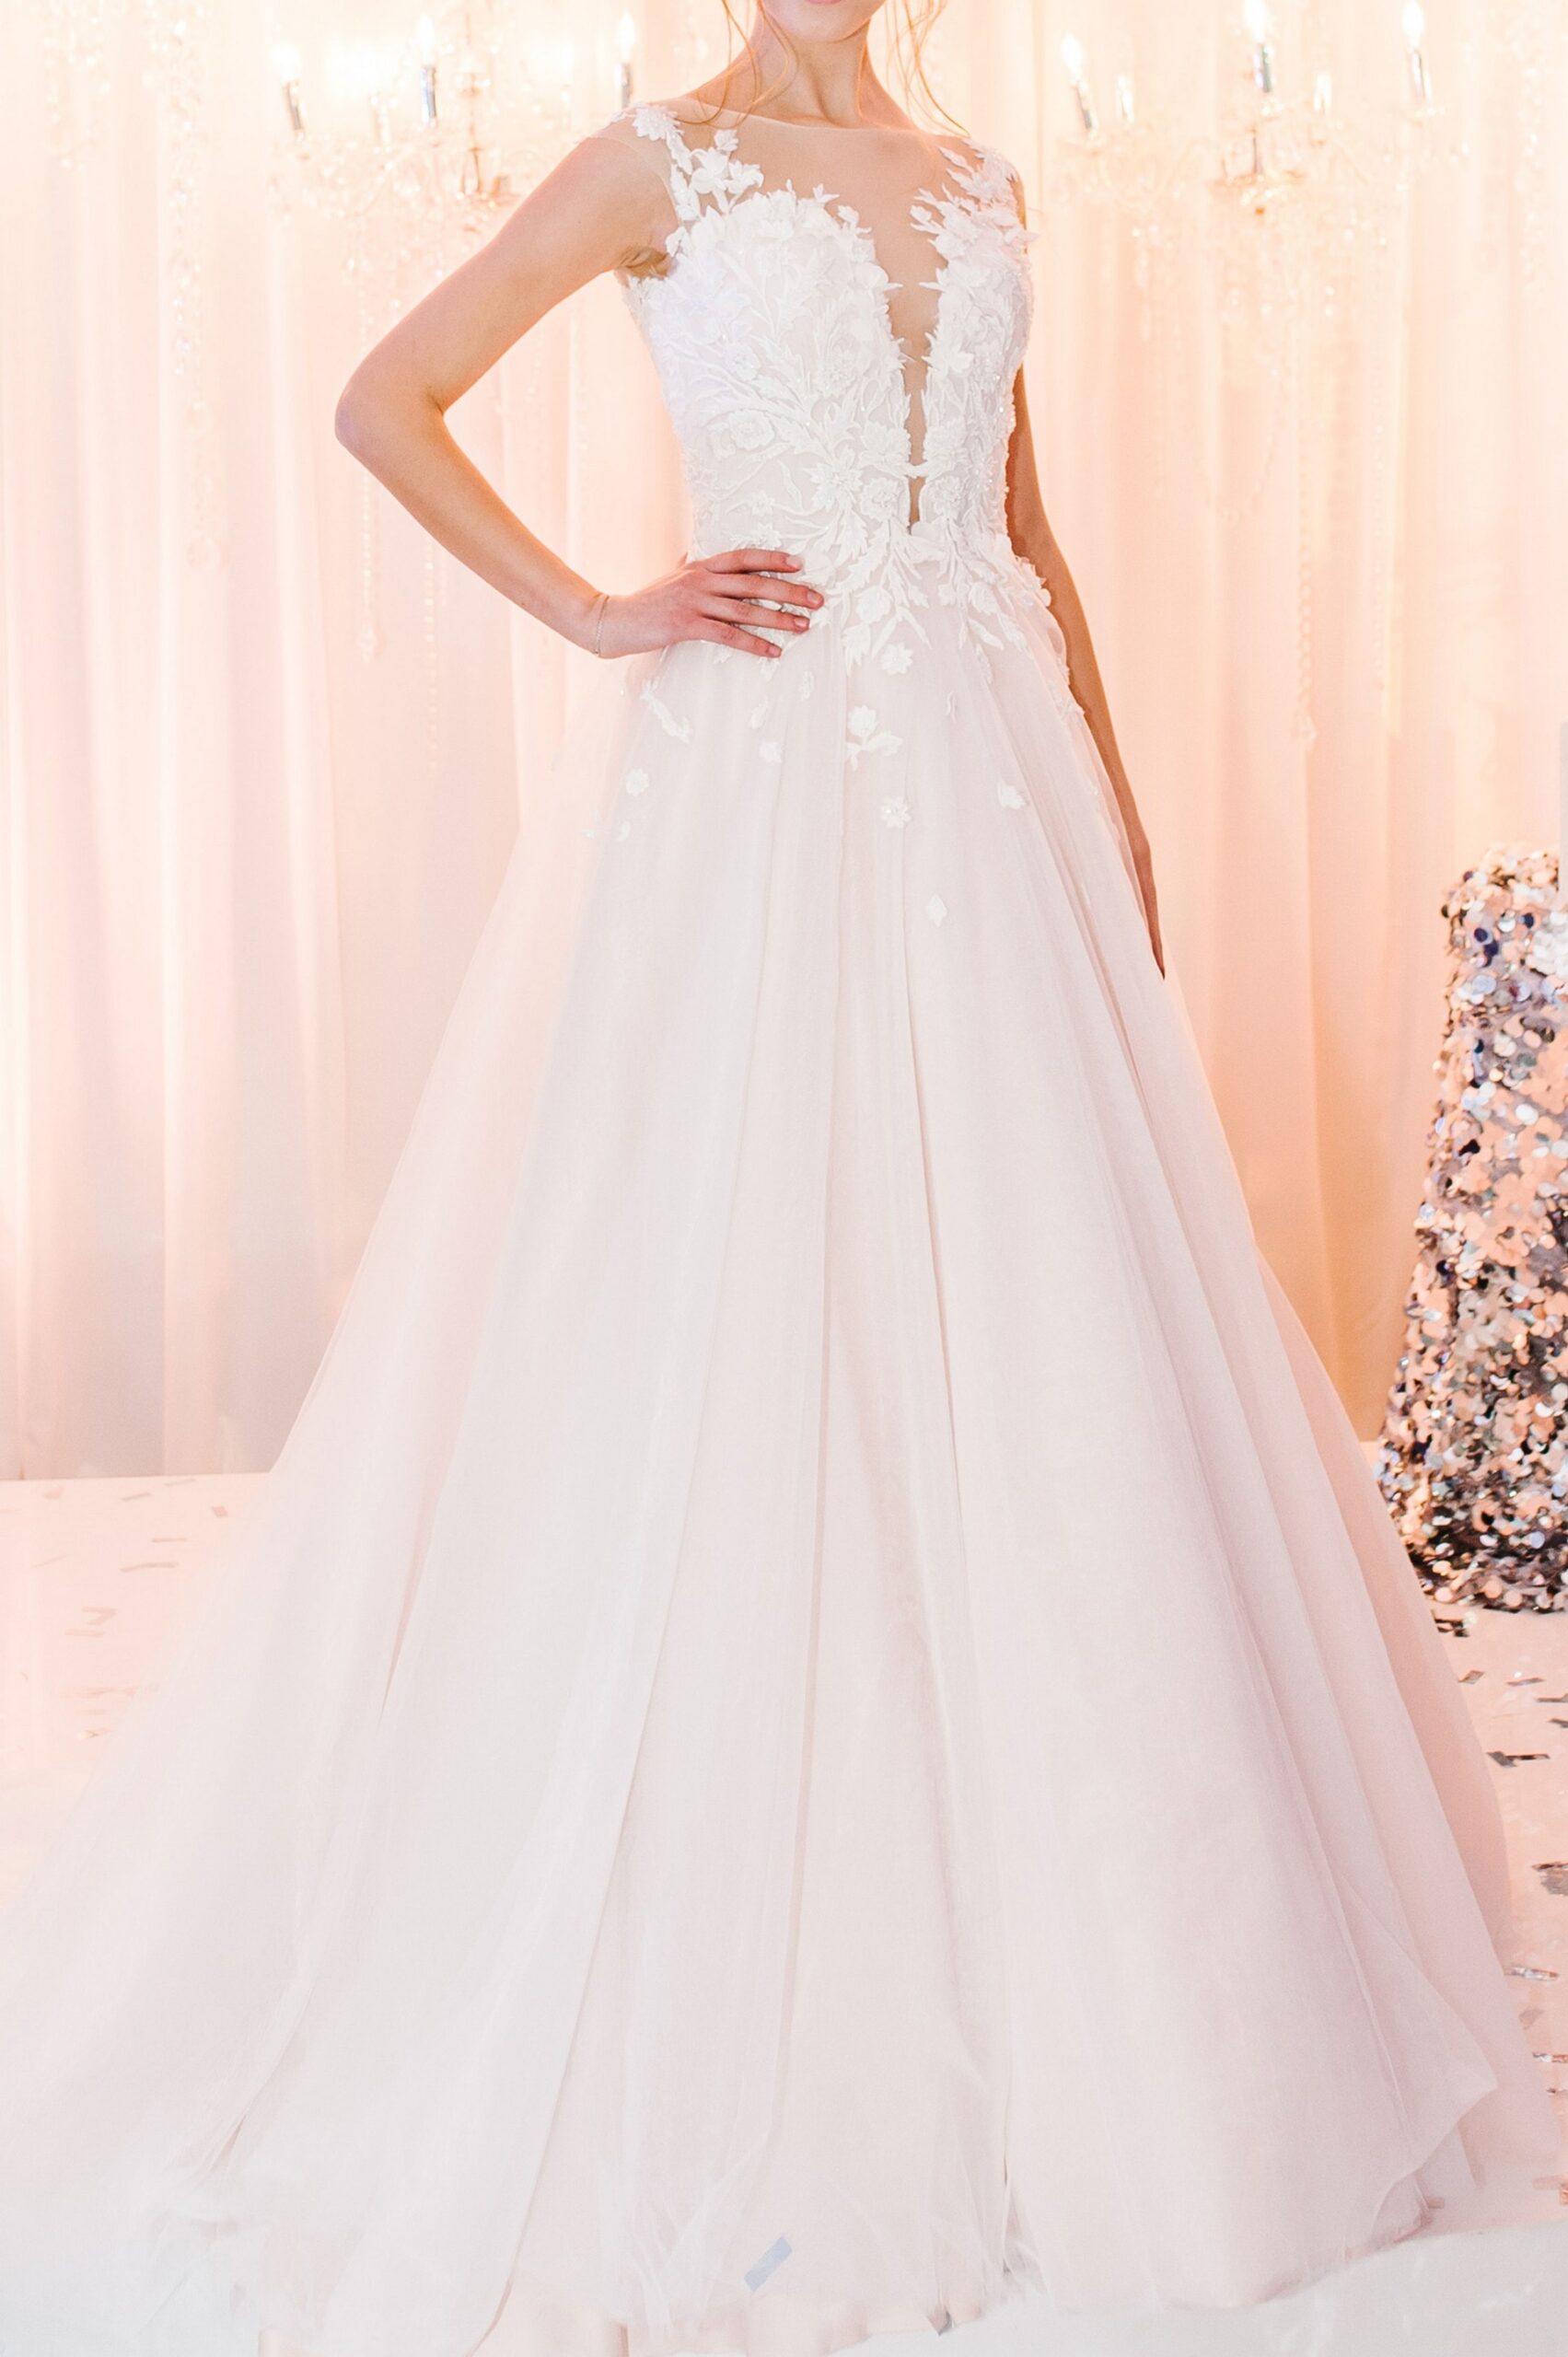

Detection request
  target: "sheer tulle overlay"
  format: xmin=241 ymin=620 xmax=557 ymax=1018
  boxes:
xmin=0 ymin=100 xmax=1558 ymax=2357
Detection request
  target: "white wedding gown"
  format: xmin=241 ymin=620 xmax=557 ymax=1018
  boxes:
xmin=0 ymin=99 xmax=1559 ymax=2357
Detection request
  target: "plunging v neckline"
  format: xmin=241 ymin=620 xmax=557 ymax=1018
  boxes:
xmin=774 ymin=177 xmax=944 ymax=531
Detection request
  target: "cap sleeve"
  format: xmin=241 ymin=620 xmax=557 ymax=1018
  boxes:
xmin=583 ymin=104 xmax=699 ymax=219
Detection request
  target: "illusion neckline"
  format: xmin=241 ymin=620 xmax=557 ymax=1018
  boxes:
xmin=672 ymin=103 xmax=944 ymax=143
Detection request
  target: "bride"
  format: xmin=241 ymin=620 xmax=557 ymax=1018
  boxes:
xmin=0 ymin=5 xmax=1558 ymax=2354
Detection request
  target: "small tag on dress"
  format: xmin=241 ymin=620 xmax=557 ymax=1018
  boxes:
xmin=744 ymin=2236 xmax=792 ymax=2292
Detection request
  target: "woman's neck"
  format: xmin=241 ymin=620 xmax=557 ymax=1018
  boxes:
xmin=706 ymin=18 xmax=903 ymax=130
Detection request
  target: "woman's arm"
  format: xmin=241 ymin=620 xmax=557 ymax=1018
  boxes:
xmin=1004 ymin=368 xmax=1165 ymax=974
xmin=333 ymin=134 xmax=820 ymax=660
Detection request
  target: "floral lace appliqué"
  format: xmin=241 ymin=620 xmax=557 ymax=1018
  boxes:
xmin=845 ymin=706 xmax=902 ymax=766
xmin=640 ymin=679 xmax=693 ymax=740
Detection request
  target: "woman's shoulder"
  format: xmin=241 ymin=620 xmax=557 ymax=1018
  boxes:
xmin=575 ymin=102 xmax=703 ymax=214
xmin=935 ymin=129 xmax=1028 ymax=218
xmin=587 ymin=96 xmax=721 ymax=155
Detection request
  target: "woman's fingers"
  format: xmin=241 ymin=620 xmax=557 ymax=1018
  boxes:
xmin=593 ymin=549 xmax=824 ymax=660
xmin=702 ymin=595 xmax=809 ymax=634
xmin=701 ymin=551 xmax=822 ymax=611
xmin=728 ymin=577 xmax=820 ymax=612
xmin=1140 ymin=883 xmax=1166 ymax=975
xmin=695 ymin=619 xmax=783 ymax=657
xmin=703 ymin=548 xmax=801 ymax=574
xmin=630 ymin=549 xmax=825 ymax=656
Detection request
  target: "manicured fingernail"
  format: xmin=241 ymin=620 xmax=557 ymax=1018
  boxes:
xmin=807 ymin=590 xmax=823 ymax=607
xmin=784 ymin=555 xmax=801 ymax=567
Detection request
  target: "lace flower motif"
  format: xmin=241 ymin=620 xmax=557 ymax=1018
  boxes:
xmin=640 ymin=681 xmax=692 ymax=741
xmin=845 ymin=707 xmax=902 ymax=766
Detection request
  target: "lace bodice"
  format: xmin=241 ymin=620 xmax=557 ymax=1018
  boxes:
xmin=590 ymin=103 xmax=1045 ymax=673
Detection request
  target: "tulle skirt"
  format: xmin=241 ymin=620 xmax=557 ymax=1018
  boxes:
xmin=0 ymin=570 xmax=1558 ymax=2357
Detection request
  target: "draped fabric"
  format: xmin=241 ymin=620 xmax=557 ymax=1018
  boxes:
xmin=2 ymin=0 xmax=1564 ymax=1475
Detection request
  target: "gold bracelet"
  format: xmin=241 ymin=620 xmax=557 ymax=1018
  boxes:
xmin=589 ymin=590 xmax=610 ymax=658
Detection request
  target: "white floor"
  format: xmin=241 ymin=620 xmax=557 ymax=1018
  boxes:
xmin=3 ymin=1474 xmax=1567 ymax=2355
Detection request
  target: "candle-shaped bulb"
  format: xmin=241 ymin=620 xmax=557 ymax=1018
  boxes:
xmin=330 ymin=37 xmax=393 ymax=108
xmin=1059 ymin=33 xmax=1098 ymax=136
xmin=1244 ymin=0 xmax=1275 ymax=99
xmin=1312 ymin=68 xmax=1332 ymax=112
xmin=616 ymin=12 xmax=636 ymax=106
xmin=416 ymin=14 xmax=439 ymax=123
xmin=271 ymin=41 xmax=306 ymax=136
xmin=1401 ymin=0 xmax=1432 ymax=106
xmin=1114 ymin=73 xmax=1135 ymax=126
xmin=353 ymin=41 xmax=393 ymax=146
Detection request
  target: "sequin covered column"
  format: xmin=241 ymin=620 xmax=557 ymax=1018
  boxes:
xmin=1378 ymin=846 xmax=1568 ymax=1612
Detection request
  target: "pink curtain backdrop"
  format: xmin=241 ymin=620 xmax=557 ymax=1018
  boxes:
xmin=2 ymin=0 xmax=1564 ymax=1476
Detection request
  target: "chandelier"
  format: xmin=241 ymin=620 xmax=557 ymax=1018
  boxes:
xmin=266 ymin=3 xmax=641 ymax=250
xmin=1051 ymin=1 xmax=1440 ymax=218
xmin=1043 ymin=3 xmax=1453 ymax=738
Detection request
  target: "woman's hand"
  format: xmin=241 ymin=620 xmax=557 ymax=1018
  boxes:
xmin=1129 ymin=829 xmax=1166 ymax=976
xmin=587 ymin=550 xmax=823 ymax=660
